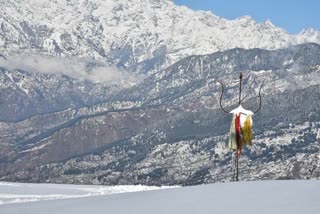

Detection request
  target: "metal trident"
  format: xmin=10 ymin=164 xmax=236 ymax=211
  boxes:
xmin=217 ymin=72 xmax=263 ymax=182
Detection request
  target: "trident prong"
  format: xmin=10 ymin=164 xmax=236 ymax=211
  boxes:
xmin=0 ymin=54 xmax=7 ymax=60
xmin=253 ymin=84 xmax=264 ymax=114
xmin=216 ymin=81 xmax=230 ymax=114
xmin=217 ymin=72 xmax=263 ymax=115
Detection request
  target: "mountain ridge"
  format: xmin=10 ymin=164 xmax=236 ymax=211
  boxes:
xmin=1 ymin=0 xmax=320 ymax=73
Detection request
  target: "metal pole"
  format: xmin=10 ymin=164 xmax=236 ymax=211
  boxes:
xmin=232 ymin=153 xmax=236 ymax=182
xmin=239 ymin=72 xmax=243 ymax=105
xmin=236 ymin=72 xmax=242 ymax=181
xmin=236 ymin=153 xmax=239 ymax=181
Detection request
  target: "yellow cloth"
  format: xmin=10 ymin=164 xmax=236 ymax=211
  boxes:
xmin=242 ymin=115 xmax=253 ymax=145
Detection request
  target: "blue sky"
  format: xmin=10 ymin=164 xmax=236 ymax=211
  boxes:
xmin=174 ymin=0 xmax=320 ymax=34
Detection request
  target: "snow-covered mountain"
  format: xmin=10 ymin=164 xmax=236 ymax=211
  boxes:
xmin=0 ymin=56 xmax=139 ymax=121
xmin=1 ymin=0 xmax=320 ymax=73
xmin=1 ymin=43 xmax=319 ymax=185
xmin=1 ymin=0 xmax=320 ymax=120
xmin=0 ymin=0 xmax=320 ymax=186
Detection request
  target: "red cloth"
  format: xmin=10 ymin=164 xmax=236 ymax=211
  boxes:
xmin=235 ymin=114 xmax=242 ymax=158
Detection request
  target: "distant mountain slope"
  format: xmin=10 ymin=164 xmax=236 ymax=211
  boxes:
xmin=1 ymin=0 xmax=320 ymax=121
xmin=1 ymin=0 xmax=320 ymax=73
xmin=0 ymin=43 xmax=319 ymax=185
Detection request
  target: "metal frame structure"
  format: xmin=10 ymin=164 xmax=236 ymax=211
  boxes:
xmin=217 ymin=72 xmax=263 ymax=181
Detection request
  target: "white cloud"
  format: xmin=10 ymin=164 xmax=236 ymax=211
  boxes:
xmin=0 ymin=55 xmax=143 ymax=85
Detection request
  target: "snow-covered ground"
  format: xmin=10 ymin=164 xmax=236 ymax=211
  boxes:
xmin=0 ymin=180 xmax=319 ymax=214
xmin=0 ymin=182 xmax=172 ymax=205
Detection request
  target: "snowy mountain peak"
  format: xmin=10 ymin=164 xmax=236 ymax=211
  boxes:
xmin=1 ymin=0 xmax=320 ymax=73
xmin=263 ymin=19 xmax=275 ymax=27
xmin=236 ymin=15 xmax=256 ymax=23
xmin=295 ymin=28 xmax=320 ymax=44
xmin=299 ymin=28 xmax=320 ymax=37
